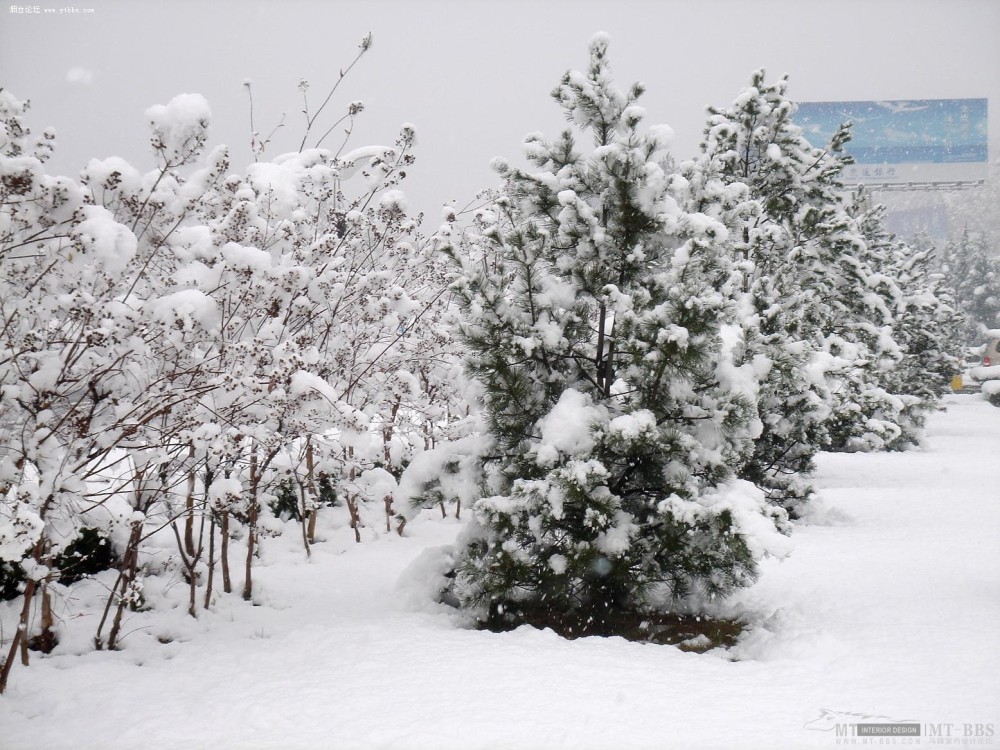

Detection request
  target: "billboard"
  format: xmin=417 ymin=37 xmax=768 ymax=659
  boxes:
xmin=794 ymin=98 xmax=989 ymax=186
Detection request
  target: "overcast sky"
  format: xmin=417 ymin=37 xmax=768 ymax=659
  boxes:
xmin=2 ymin=0 xmax=998 ymax=219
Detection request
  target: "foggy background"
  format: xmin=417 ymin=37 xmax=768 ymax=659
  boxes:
xmin=2 ymin=0 xmax=998 ymax=221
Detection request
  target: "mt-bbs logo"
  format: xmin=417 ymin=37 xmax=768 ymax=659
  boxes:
xmin=805 ymin=709 xmax=919 ymax=735
xmin=805 ymin=709 xmax=995 ymax=741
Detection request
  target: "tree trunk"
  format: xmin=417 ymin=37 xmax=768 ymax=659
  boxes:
xmin=384 ymin=494 xmax=394 ymax=533
xmin=204 ymin=512 xmax=216 ymax=610
xmin=306 ymin=506 xmax=318 ymax=544
xmin=35 ymin=584 xmax=56 ymax=654
xmin=298 ymin=482 xmax=312 ymax=559
xmin=184 ymin=444 xmax=196 ymax=557
xmin=596 ymin=300 xmax=607 ymax=393
xmin=304 ymin=438 xmax=318 ymax=545
xmin=243 ymin=449 xmax=259 ymax=602
xmin=220 ymin=510 xmax=231 ymax=594
xmin=243 ymin=428 xmax=281 ymax=600
xmin=383 ymin=396 xmax=401 ymax=464
xmin=108 ymin=520 xmax=143 ymax=649
xmin=347 ymin=494 xmax=362 ymax=543
xmin=0 ymin=577 xmax=36 ymax=694
xmin=187 ymin=555 xmax=198 ymax=618
xmin=94 ymin=567 xmax=127 ymax=650
xmin=243 ymin=497 xmax=257 ymax=601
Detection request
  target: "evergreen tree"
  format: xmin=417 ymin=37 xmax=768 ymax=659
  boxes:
xmin=941 ymin=230 xmax=1000 ymax=341
xmin=850 ymin=201 xmax=964 ymax=442
xmin=441 ymin=37 xmax=787 ymax=630
xmin=688 ymin=71 xmax=843 ymax=507
xmin=692 ymin=72 xmax=925 ymax=499
xmin=821 ymin=190 xmax=914 ymax=453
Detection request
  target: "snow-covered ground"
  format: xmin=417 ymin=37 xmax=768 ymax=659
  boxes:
xmin=1 ymin=394 xmax=998 ymax=750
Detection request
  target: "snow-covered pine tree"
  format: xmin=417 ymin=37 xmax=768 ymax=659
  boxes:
xmin=851 ymin=200 xmax=964 ymax=441
xmin=693 ymin=72 xmax=922 ymax=501
xmin=820 ymin=189 xmax=913 ymax=453
xmin=440 ymin=37 xmax=787 ymax=631
xmin=688 ymin=71 xmax=841 ymax=507
xmin=941 ymin=230 xmax=1000 ymax=340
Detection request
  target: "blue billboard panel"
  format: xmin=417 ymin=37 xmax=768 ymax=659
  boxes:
xmin=794 ymin=98 xmax=988 ymax=185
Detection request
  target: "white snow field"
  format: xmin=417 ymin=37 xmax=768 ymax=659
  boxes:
xmin=1 ymin=394 xmax=998 ymax=750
